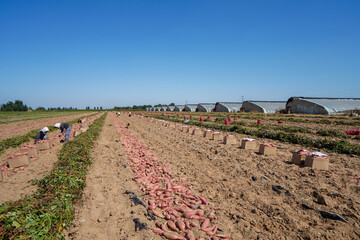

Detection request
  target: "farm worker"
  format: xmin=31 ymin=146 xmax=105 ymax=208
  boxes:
xmin=257 ymin=119 xmax=262 ymax=124
xmin=35 ymin=127 xmax=49 ymax=143
xmin=225 ymin=119 xmax=230 ymax=125
xmin=200 ymin=116 xmax=204 ymax=122
xmin=54 ymin=123 xmax=72 ymax=143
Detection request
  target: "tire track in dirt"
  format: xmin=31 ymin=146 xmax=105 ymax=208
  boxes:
xmin=66 ymin=114 xmax=160 ymax=240
xmin=118 ymin=114 xmax=360 ymax=239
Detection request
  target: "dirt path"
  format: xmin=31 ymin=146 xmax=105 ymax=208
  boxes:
xmin=116 ymin=114 xmax=360 ymax=239
xmin=66 ymin=114 xmax=160 ymax=240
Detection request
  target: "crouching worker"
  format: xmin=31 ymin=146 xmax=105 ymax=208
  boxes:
xmin=54 ymin=122 xmax=72 ymax=143
xmin=35 ymin=127 xmax=49 ymax=143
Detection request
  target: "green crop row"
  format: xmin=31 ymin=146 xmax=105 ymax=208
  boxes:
xmin=149 ymin=115 xmax=360 ymax=156
xmin=0 ymin=113 xmax=106 ymax=239
xmin=316 ymin=129 xmax=350 ymax=139
xmin=0 ymin=113 xmax=99 ymax=156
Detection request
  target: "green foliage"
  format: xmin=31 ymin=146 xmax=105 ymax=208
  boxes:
xmin=316 ymin=129 xmax=349 ymax=139
xmin=0 ymin=113 xmax=106 ymax=239
xmin=1 ymin=100 xmax=28 ymax=111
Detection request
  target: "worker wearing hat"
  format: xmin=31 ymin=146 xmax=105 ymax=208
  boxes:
xmin=54 ymin=122 xmax=72 ymax=143
xmin=35 ymin=127 xmax=49 ymax=143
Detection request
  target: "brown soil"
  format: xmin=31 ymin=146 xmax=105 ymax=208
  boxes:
xmin=8 ymin=112 xmax=357 ymax=239
xmin=65 ymin=114 xmax=159 ymax=239
xmin=0 ymin=132 xmax=63 ymax=205
xmin=104 ymin=114 xmax=359 ymax=239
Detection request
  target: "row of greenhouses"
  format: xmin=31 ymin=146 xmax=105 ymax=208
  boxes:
xmin=146 ymin=97 xmax=360 ymax=115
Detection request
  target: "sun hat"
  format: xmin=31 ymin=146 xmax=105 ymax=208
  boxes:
xmin=41 ymin=127 xmax=49 ymax=132
xmin=54 ymin=123 xmax=61 ymax=128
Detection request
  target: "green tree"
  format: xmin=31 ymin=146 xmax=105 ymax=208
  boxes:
xmin=0 ymin=100 xmax=28 ymax=111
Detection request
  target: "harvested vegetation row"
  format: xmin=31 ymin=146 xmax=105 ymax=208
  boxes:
xmin=0 ymin=113 xmax=106 ymax=239
xmin=147 ymin=114 xmax=360 ymax=156
xmin=112 ymin=113 xmax=231 ymax=239
xmin=0 ymin=113 xmax=99 ymax=156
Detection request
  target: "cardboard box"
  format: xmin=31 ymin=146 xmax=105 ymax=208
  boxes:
xmin=192 ymin=128 xmax=202 ymax=136
xmin=224 ymin=135 xmax=237 ymax=145
xmin=241 ymin=140 xmax=256 ymax=150
xmin=212 ymin=132 xmax=223 ymax=141
xmin=169 ymin=123 xmax=176 ymax=129
xmin=182 ymin=126 xmax=189 ymax=132
xmin=203 ymin=130 xmax=213 ymax=139
xmin=36 ymin=141 xmax=51 ymax=150
xmin=259 ymin=144 xmax=276 ymax=155
xmin=187 ymin=127 xmax=193 ymax=134
xmin=80 ymin=126 xmax=89 ymax=132
xmin=291 ymin=153 xmax=306 ymax=166
xmin=74 ymin=131 xmax=81 ymax=137
xmin=20 ymin=147 xmax=39 ymax=158
xmin=50 ymin=138 xmax=59 ymax=145
xmin=0 ymin=169 xmax=3 ymax=182
xmin=8 ymin=154 xmax=30 ymax=168
xmin=304 ymin=156 xmax=329 ymax=170
xmin=175 ymin=124 xmax=182 ymax=130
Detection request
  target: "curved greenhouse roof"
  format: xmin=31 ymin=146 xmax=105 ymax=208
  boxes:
xmin=286 ymin=97 xmax=360 ymax=115
xmin=174 ymin=105 xmax=185 ymax=111
xmin=242 ymin=101 xmax=286 ymax=113
xmin=197 ymin=103 xmax=216 ymax=112
xmin=184 ymin=104 xmax=198 ymax=112
xmin=215 ymin=102 xmax=242 ymax=112
xmin=167 ymin=106 xmax=175 ymax=111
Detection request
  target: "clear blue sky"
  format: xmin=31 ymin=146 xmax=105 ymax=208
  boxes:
xmin=0 ymin=0 xmax=359 ymax=109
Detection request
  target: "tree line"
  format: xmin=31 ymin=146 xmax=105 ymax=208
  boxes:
xmin=1 ymin=100 xmax=177 ymax=111
xmin=113 ymin=103 xmax=175 ymax=110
